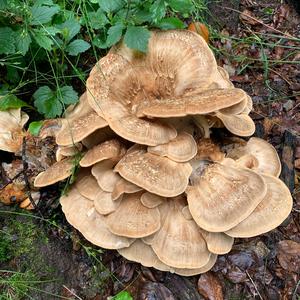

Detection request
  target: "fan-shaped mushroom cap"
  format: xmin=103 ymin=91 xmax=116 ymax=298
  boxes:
xmin=111 ymin=178 xmax=142 ymax=201
xmin=215 ymin=112 xmax=255 ymax=136
xmin=105 ymin=192 xmax=161 ymax=238
xmin=151 ymin=197 xmax=211 ymax=269
xmin=75 ymin=174 xmax=101 ymax=201
xmin=219 ymin=97 xmax=248 ymax=115
xmin=80 ymin=139 xmax=126 ymax=167
xmin=60 ymin=187 xmax=133 ymax=249
xmin=118 ymin=240 xmax=171 ymax=272
xmin=186 ymin=163 xmax=267 ymax=232
xmin=140 ymin=192 xmax=165 ymax=208
xmin=56 ymin=143 xmax=82 ymax=161
xmin=56 ymin=93 xmax=108 ymax=146
xmin=91 ymin=160 xmax=121 ymax=192
xmin=147 ymin=132 xmax=197 ymax=162
xmin=81 ymin=127 xmax=116 ymax=149
xmin=226 ymin=174 xmax=293 ymax=238
xmin=226 ymin=137 xmax=281 ymax=177
xmin=94 ymin=189 xmax=122 ymax=215
xmin=174 ymin=254 xmax=218 ymax=276
xmin=0 ymin=108 xmax=27 ymax=153
xmin=137 ymin=88 xmax=247 ymax=118
xmin=236 ymin=154 xmax=259 ymax=169
xmin=34 ymin=157 xmax=74 ymax=187
xmin=115 ymin=147 xmax=192 ymax=197
xmin=200 ymin=230 xmax=234 ymax=255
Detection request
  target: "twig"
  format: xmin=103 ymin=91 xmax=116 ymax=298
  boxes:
xmin=246 ymin=270 xmax=263 ymax=300
xmin=62 ymin=285 xmax=83 ymax=300
xmin=21 ymin=137 xmax=43 ymax=217
xmin=217 ymin=5 xmax=294 ymax=39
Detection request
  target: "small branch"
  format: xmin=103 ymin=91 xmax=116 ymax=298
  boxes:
xmin=62 ymin=285 xmax=83 ymax=300
xmin=246 ymin=270 xmax=263 ymax=300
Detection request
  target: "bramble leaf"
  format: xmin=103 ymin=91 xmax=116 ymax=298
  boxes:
xmin=124 ymin=26 xmax=150 ymax=53
xmin=66 ymin=39 xmax=90 ymax=56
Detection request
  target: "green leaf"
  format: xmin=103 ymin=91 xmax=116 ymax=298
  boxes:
xmin=112 ymin=291 xmax=133 ymax=300
xmin=66 ymin=39 xmax=90 ymax=56
xmin=86 ymin=9 xmax=109 ymax=29
xmin=0 ymin=27 xmax=15 ymax=54
xmin=44 ymin=26 xmax=61 ymax=36
xmin=32 ymin=29 xmax=53 ymax=50
xmin=99 ymin=0 xmax=124 ymax=13
xmin=58 ymin=86 xmax=78 ymax=105
xmin=30 ymin=5 xmax=60 ymax=25
xmin=167 ymin=0 xmax=194 ymax=13
xmin=33 ymin=86 xmax=62 ymax=118
xmin=156 ymin=17 xmax=185 ymax=29
xmin=0 ymin=94 xmax=30 ymax=111
xmin=150 ymin=0 xmax=166 ymax=22
xmin=28 ymin=121 xmax=43 ymax=136
xmin=124 ymin=26 xmax=150 ymax=53
xmin=106 ymin=23 xmax=124 ymax=47
xmin=57 ymin=19 xmax=80 ymax=42
xmin=0 ymin=0 xmax=9 ymax=9
xmin=15 ymin=29 xmax=32 ymax=55
xmin=93 ymin=36 xmax=108 ymax=49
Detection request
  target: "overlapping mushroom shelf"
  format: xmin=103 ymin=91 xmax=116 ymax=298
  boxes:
xmin=34 ymin=30 xmax=293 ymax=276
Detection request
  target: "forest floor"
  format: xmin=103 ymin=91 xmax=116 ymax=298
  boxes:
xmin=0 ymin=0 xmax=299 ymax=299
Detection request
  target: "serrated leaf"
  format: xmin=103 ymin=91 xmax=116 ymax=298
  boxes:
xmin=0 ymin=27 xmax=15 ymax=54
xmin=30 ymin=5 xmax=60 ymax=25
xmin=66 ymin=39 xmax=90 ymax=56
xmin=33 ymin=0 xmax=54 ymax=6
xmin=157 ymin=17 xmax=185 ymax=29
xmin=32 ymin=29 xmax=53 ymax=50
xmin=43 ymin=26 xmax=60 ymax=36
xmin=167 ymin=0 xmax=194 ymax=13
xmin=150 ymin=0 xmax=166 ymax=22
xmin=112 ymin=291 xmax=133 ymax=300
xmin=28 ymin=121 xmax=43 ymax=136
xmin=106 ymin=23 xmax=124 ymax=47
xmin=0 ymin=94 xmax=31 ymax=111
xmin=93 ymin=36 xmax=108 ymax=49
xmin=57 ymin=19 xmax=80 ymax=42
xmin=15 ymin=29 xmax=32 ymax=55
xmin=58 ymin=86 xmax=78 ymax=105
xmin=85 ymin=9 xmax=109 ymax=29
xmin=33 ymin=86 xmax=62 ymax=118
xmin=99 ymin=0 xmax=124 ymax=13
xmin=124 ymin=26 xmax=150 ymax=53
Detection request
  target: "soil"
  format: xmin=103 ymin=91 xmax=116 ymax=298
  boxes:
xmin=0 ymin=0 xmax=299 ymax=299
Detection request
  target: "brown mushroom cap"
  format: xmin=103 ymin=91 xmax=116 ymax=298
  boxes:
xmin=91 ymin=160 xmax=121 ymax=192
xmin=219 ymin=97 xmax=248 ymax=115
xmin=60 ymin=187 xmax=133 ymax=249
xmin=56 ymin=93 xmax=108 ymax=146
xmin=140 ymin=192 xmax=165 ymax=208
xmin=56 ymin=143 xmax=82 ymax=161
xmin=111 ymin=178 xmax=143 ymax=200
xmin=34 ymin=157 xmax=74 ymax=187
xmin=94 ymin=189 xmax=122 ymax=215
xmin=226 ymin=137 xmax=281 ymax=177
xmin=147 ymin=132 xmax=197 ymax=162
xmin=105 ymin=192 xmax=161 ymax=238
xmin=151 ymin=197 xmax=211 ymax=269
xmin=115 ymin=147 xmax=192 ymax=197
xmin=200 ymin=230 xmax=234 ymax=255
xmin=186 ymin=163 xmax=267 ymax=232
xmin=75 ymin=174 xmax=101 ymax=201
xmin=81 ymin=127 xmax=116 ymax=149
xmin=226 ymin=174 xmax=293 ymax=238
xmin=80 ymin=139 xmax=126 ymax=167
xmin=136 ymin=88 xmax=247 ymax=118
xmin=215 ymin=112 xmax=255 ymax=137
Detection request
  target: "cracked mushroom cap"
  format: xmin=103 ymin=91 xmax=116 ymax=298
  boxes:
xmin=80 ymin=139 xmax=126 ymax=167
xmin=114 ymin=147 xmax=192 ymax=197
xmin=105 ymin=192 xmax=161 ymax=238
xmin=0 ymin=108 xmax=28 ymax=153
xmin=60 ymin=187 xmax=133 ymax=249
xmin=226 ymin=137 xmax=281 ymax=177
xmin=186 ymin=163 xmax=267 ymax=232
xmin=226 ymin=174 xmax=293 ymax=238
xmin=56 ymin=93 xmax=108 ymax=146
xmin=151 ymin=197 xmax=211 ymax=269
xmin=147 ymin=132 xmax=197 ymax=162
xmin=34 ymin=157 xmax=74 ymax=187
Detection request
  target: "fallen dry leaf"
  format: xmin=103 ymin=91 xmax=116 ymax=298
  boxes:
xmin=277 ymin=240 xmax=300 ymax=273
xmin=198 ymin=272 xmax=223 ymax=300
xmin=240 ymin=9 xmax=261 ymax=25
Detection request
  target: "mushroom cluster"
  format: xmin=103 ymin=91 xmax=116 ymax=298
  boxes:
xmin=34 ymin=30 xmax=293 ymax=276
